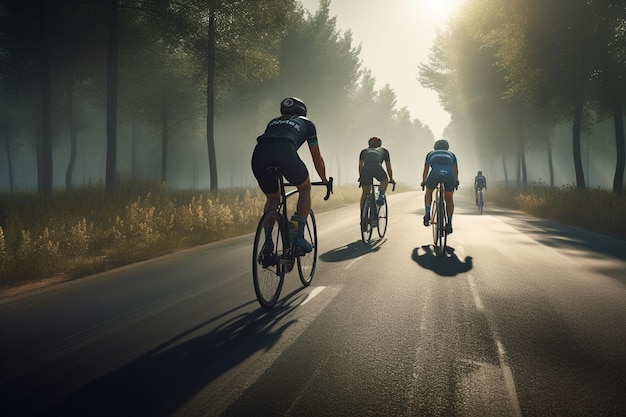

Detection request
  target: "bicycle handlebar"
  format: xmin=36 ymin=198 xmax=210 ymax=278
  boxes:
xmin=311 ymin=177 xmax=333 ymax=200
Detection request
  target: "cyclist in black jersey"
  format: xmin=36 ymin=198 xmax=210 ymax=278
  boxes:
xmin=251 ymin=97 xmax=328 ymax=253
xmin=358 ymin=137 xmax=394 ymax=209
xmin=474 ymin=171 xmax=487 ymax=205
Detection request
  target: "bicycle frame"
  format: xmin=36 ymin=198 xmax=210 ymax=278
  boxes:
xmin=252 ymin=167 xmax=333 ymax=309
xmin=360 ymin=180 xmax=395 ymax=244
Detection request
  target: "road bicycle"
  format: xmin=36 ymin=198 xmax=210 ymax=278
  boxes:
xmin=477 ymin=187 xmax=485 ymax=214
xmin=252 ymin=167 xmax=333 ymax=309
xmin=424 ymin=178 xmax=455 ymax=257
xmin=360 ymin=180 xmax=395 ymax=244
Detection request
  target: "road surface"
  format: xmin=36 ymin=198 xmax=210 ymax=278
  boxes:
xmin=1 ymin=190 xmax=625 ymax=416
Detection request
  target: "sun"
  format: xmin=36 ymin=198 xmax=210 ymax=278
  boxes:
xmin=420 ymin=0 xmax=464 ymax=17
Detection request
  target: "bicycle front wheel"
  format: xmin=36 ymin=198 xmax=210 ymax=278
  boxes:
xmin=361 ymin=198 xmax=373 ymax=244
xmin=478 ymin=190 xmax=484 ymax=214
xmin=297 ymin=209 xmax=318 ymax=286
xmin=377 ymin=196 xmax=388 ymax=238
xmin=252 ymin=211 xmax=285 ymax=309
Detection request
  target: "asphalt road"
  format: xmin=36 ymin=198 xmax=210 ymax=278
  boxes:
xmin=1 ymin=190 xmax=625 ymax=417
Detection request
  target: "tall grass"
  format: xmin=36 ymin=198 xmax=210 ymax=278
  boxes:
xmin=0 ymin=180 xmax=362 ymax=289
xmin=489 ymin=183 xmax=626 ymax=237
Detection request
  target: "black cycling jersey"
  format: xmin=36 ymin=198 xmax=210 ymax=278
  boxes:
xmin=474 ymin=175 xmax=487 ymax=189
xmin=252 ymin=115 xmax=318 ymax=194
xmin=359 ymin=147 xmax=390 ymax=165
xmin=256 ymin=115 xmax=318 ymax=149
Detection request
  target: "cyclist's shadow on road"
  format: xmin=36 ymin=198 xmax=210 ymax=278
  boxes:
xmin=412 ymin=245 xmax=473 ymax=277
xmin=320 ymin=238 xmax=386 ymax=262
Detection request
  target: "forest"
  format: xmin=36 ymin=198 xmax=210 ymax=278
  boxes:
xmin=421 ymin=0 xmax=626 ymax=193
xmin=0 ymin=0 xmax=624 ymax=194
xmin=0 ymin=0 xmax=433 ymax=194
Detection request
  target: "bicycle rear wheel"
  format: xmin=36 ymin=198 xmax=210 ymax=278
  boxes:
xmin=433 ymin=188 xmax=447 ymax=257
xmin=439 ymin=200 xmax=448 ymax=256
xmin=377 ymin=196 xmax=388 ymax=238
xmin=297 ymin=209 xmax=318 ymax=286
xmin=361 ymin=198 xmax=373 ymax=244
xmin=252 ymin=211 xmax=285 ymax=309
xmin=478 ymin=190 xmax=484 ymax=214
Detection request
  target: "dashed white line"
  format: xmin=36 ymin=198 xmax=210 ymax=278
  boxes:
xmin=468 ymin=275 xmax=523 ymax=417
xmin=300 ymin=286 xmax=325 ymax=305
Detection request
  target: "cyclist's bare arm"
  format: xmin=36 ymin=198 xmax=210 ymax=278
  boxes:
xmin=385 ymin=159 xmax=394 ymax=183
xmin=308 ymin=143 xmax=328 ymax=183
xmin=421 ymin=163 xmax=429 ymax=186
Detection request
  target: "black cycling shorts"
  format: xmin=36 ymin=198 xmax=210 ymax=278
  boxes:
xmin=360 ymin=163 xmax=388 ymax=186
xmin=251 ymin=140 xmax=309 ymax=194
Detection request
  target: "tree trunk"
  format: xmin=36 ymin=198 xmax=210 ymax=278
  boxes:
xmin=501 ymin=153 xmax=509 ymax=186
xmin=105 ymin=0 xmax=119 ymax=191
xmin=206 ymin=2 xmax=218 ymax=192
xmin=547 ymin=135 xmax=554 ymax=187
xmin=37 ymin=0 xmax=53 ymax=196
xmin=131 ymin=118 xmax=137 ymax=178
xmin=161 ymin=109 xmax=168 ymax=184
xmin=612 ymin=103 xmax=625 ymax=194
xmin=572 ymin=99 xmax=585 ymax=188
xmin=2 ymin=127 xmax=14 ymax=194
xmin=65 ymin=82 xmax=77 ymax=190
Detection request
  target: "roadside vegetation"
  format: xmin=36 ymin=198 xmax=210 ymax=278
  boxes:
xmin=490 ymin=183 xmax=626 ymax=238
xmin=1 ymin=181 xmax=623 ymax=293
xmin=0 ymin=180 xmax=363 ymax=291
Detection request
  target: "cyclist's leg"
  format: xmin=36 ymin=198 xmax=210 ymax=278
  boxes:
xmin=360 ymin=184 xmax=371 ymax=211
xmin=360 ymin=165 xmax=375 ymax=207
xmin=279 ymin=149 xmax=313 ymax=252
xmin=374 ymin=167 xmax=389 ymax=205
xmin=423 ymin=170 xmax=437 ymax=226
xmin=423 ymin=187 xmax=433 ymax=226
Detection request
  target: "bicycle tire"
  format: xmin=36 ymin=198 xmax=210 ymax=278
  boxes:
xmin=377 ymin=196 xmax=388 ymax=238
xmin=478 ymin=190 xmax=484 ymax=214
xmin=297 ymin=209 xmax=318 ymax=286
xmin=433 ymin=185 xmax=447 ymax=257
xmin=439 ymin=198 xmax=448 ymax=256
xmin=252 ymin=211 xmax=285 ymax=309
xmin=361 ymin=198 xmax=373 ymax=244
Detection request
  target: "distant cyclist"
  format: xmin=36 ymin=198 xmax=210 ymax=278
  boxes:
xmin=421 ymin=139 xmax=459 ymax=234
xmin=474 ymin=170 xmax=487 ymax=205
xmin=251 ymin=97 xmax=328 ymax=253
xmin=358 ymin=136 xmax=394 ymax=209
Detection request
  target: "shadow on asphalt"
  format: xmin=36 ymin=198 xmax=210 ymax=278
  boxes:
xmin=411 ymin=245 xmax=473 ymax=277
xmin=38 ymin=298 xmax=301 ymax=417
xmin=320 ymin=238 xmax=387 ymax=262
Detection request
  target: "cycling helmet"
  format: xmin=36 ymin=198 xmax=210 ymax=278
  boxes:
xmin=280 ymin=97 xmax=307 ymax=116
xmin=434 ymin=139 xmax=449 ymax=150
xmin=478 ymin=171 xmax=483 ymax=175
xmin=368 ymin=136 xmax=382 ymax=147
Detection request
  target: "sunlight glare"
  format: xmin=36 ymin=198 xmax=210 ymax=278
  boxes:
xmin=418 ymin=0 xmax=463 ymax=18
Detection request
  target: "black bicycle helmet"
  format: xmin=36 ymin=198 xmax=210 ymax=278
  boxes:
xmin=368 ymin=136 xmax=382 ymax=147
xmin=478 ymin=170 xmax=483 ymax=175
xmin=280 ymin=97 xmax=307 ymax=116
xmin=434 ymin=139 xmax=449 ymax=150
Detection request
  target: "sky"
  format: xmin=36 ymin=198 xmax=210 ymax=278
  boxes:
xmin=299 ymin=0 xmax=463 ymax=138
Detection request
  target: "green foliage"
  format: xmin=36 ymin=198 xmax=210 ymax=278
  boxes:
xmin=490 ymin=183 xmax=626 ymax=237
xmin=0 ymin=180 xmax=361 ymax=289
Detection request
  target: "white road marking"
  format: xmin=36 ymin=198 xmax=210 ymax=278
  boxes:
xmin=300 ymin=286 xmax=325 ymax=305
xmin=468 ymin=274 xmax=523 ymax=417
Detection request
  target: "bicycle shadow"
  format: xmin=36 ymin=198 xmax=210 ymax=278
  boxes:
xmin=320 ymin=238 xmax=386 ymax=262
xmin=411 ymin=245 xmax=473 ymax=277
xmin=40 ymin=298 xmax=301 ymax=417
